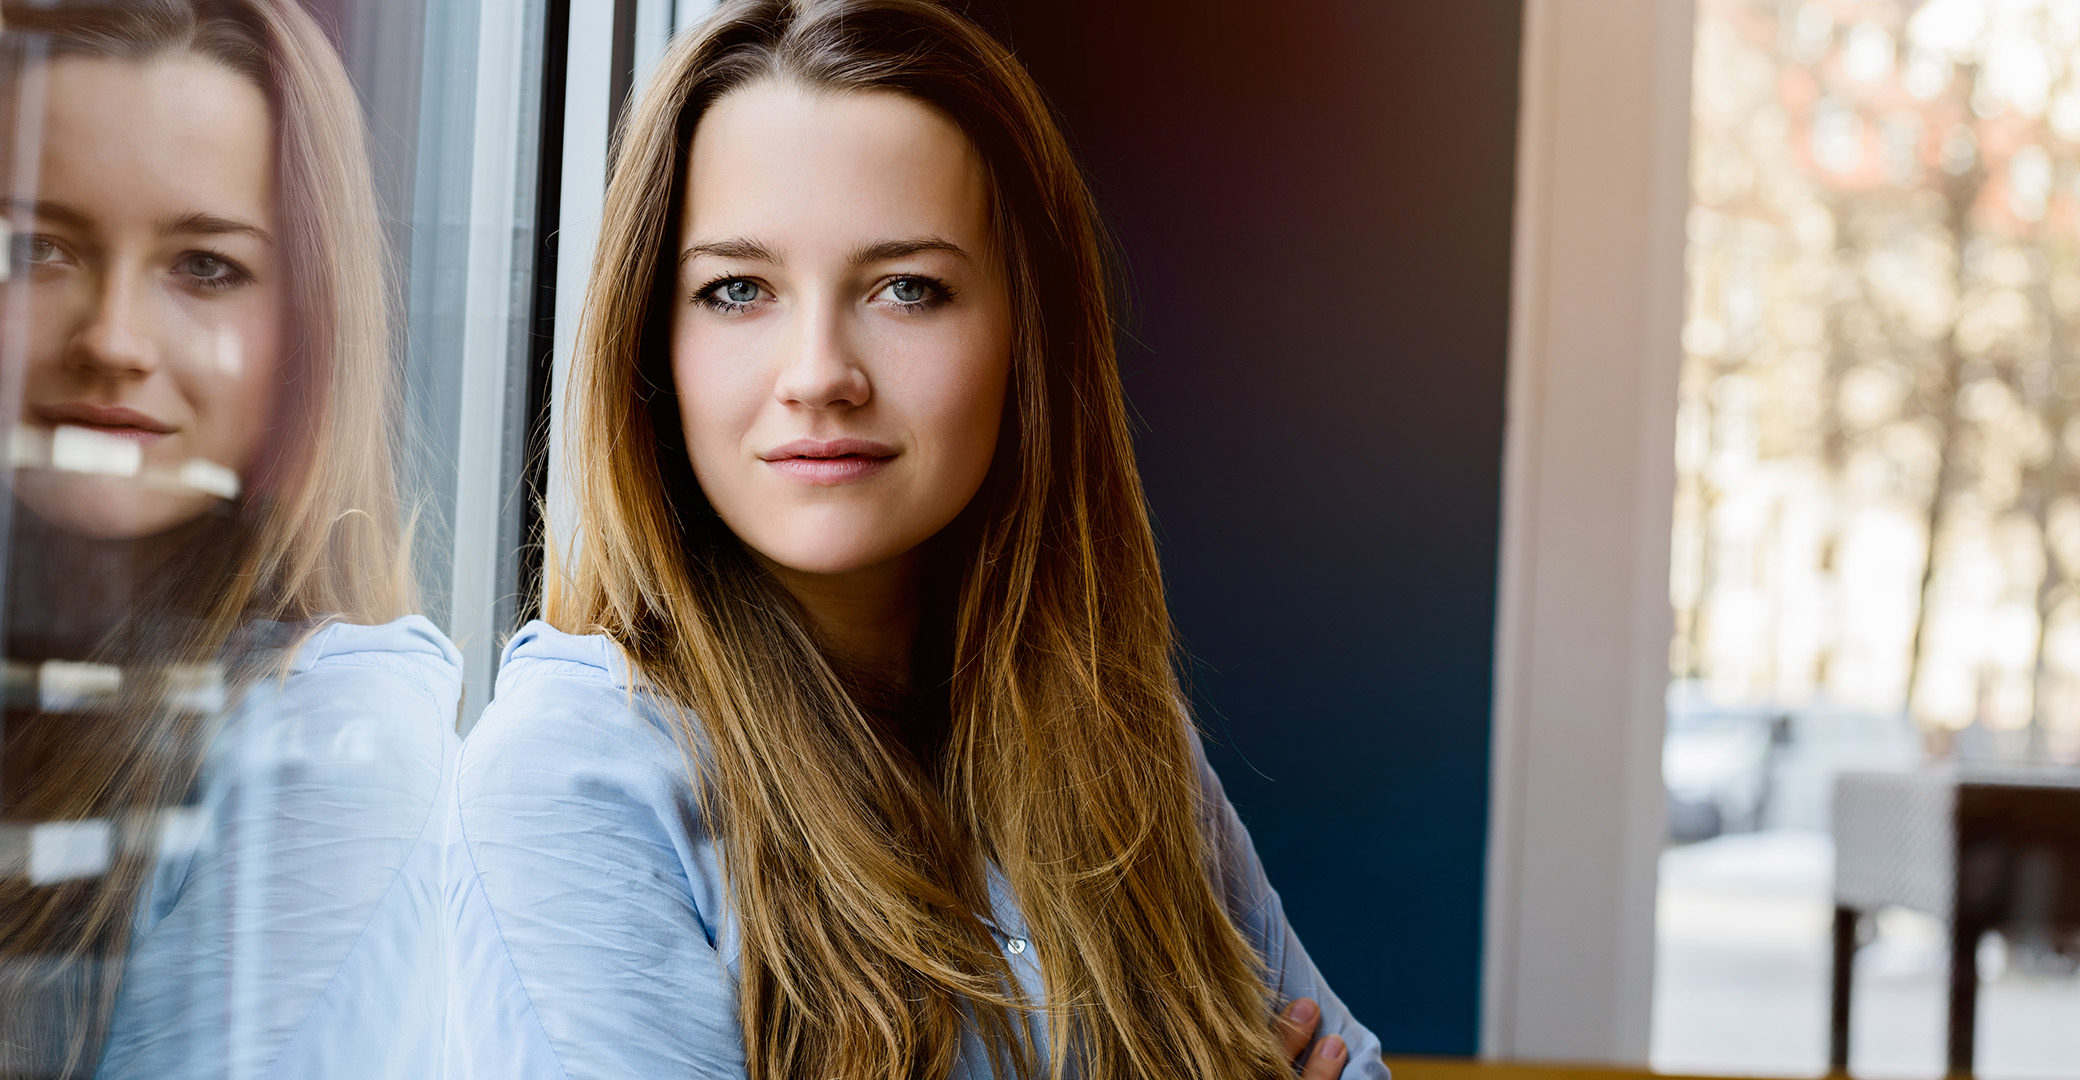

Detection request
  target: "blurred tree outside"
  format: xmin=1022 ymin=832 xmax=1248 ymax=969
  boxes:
xmin=1673 ymin=0 xmax=2080 ymax=761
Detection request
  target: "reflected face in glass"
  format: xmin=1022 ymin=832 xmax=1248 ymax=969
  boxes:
xmin=671 ymin=83 xmax=1013 ymax=579
xmin=5 ymin=56 xmax=279 ymax=541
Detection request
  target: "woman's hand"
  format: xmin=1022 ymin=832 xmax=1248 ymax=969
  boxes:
xmin=1278 ymin=998 xmax=1348 ymax=1077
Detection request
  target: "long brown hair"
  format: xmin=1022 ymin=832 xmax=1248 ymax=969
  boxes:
xmin=0 ymin=1 xmax=410 ymax=1074
xmin=549 ymin=1 xmax=1293 ymax=1076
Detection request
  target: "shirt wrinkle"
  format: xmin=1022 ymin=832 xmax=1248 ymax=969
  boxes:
xmin=443 ymin=619 xmax=1390 ymax=1080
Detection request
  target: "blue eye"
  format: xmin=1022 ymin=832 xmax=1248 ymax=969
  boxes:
xmin=175 ymin=250 xmax=255 ymax=291
xmin=697 ymin=276 xmax=766 ymax=313
xmin=877 ymin=275 xmax=950 ymax=310
xmin=9 ymin=233 xmax=66 ymax=275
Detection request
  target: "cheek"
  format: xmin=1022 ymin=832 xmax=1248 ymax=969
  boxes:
xmin=903 ymin=322 xmax=1012 ymax=468
xmin=12 ymin=281 xmax=88 ymax=394
xmin=920 ymin=362 xmax=1006 ymax=459
xmin=671 ymin=322 xmax=770 ymax=479
xmin=180 ymin=306 xmax=282 ymax=471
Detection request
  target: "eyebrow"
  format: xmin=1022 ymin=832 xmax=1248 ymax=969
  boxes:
xmin=848 ymin=236 xmax=971 ymax=265
xmin=0 ymin=199 xmax=272 ymax=245
xmin=677 ymin=234 xmax=972 ymax=269
xmin=0 ymin=197 xmax=88 ymax=230
xmin=160 ymin=210 xmax=273 ymax=246
xmin=679 ymin=236 xmax=779 ymax=265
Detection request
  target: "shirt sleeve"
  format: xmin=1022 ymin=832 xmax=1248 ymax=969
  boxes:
xmin=97 ymin=619 xmax=459 ymax=1080
xmin=1193 ymin=734 xmax=1392 ymax=1080
xmin=443 ymin=676 xmax=747 ymax=1080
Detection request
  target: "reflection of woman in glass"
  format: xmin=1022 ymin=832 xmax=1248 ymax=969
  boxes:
xmin=448 ymin=1 xmax=1385 ymax=1077
xmin=0 ymin=2 xmax=456 ymax=1077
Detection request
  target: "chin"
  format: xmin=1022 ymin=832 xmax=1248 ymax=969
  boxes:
xmin=739 ymin=516 xmax=933 ymax=579
xmin=12 ymin=472 xmax=217 ymax=542
xmin=756 ymin=542 xmax=903 ymax=578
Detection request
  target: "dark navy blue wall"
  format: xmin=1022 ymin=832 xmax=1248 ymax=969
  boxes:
xmin=963 ymin=1 xmax=1522 ymax=1054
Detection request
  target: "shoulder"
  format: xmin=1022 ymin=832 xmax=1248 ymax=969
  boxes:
xmin=210 ymin=611 xmax=464 ymax=813
xmin=211 ymin=615 xmax=461 ymax=790
xmin=289 ymin=613 xmax=464 ymax=706
xmin=455 ymin=621 xmax=704 ymax=857
xmin=460 ymin=621 xmax=690 ymax=793
xmin=445 ymin=624 xmax=741 ymax=1070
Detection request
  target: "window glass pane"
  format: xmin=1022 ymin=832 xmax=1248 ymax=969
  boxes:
xmin=0 ymin=1 xmax=534 ymax=1073
xmin=1663 ymin=0 xmax=2080 ymax=1074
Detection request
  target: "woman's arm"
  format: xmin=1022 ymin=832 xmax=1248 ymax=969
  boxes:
xmin=1193 ymin=733 xmax=1393 ymax=1080
xmin=444 ymin=672 xmax=746 ymax=1080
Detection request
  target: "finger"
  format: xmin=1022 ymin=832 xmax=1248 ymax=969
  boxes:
xmin=1277 ymin=998 xmax=1321 ymax=1061
xmin=1299 ymin=1034 xmax=1348 ymax=1079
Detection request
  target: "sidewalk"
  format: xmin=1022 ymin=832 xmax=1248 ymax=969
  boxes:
xmin=1650 ymin=830 xmax=2080 ymax=1079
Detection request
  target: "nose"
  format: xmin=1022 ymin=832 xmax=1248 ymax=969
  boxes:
xmin=66 ymin=270 xmax=158 ymax=378
xmin=771 ymin=299 xmax=870 ymax=410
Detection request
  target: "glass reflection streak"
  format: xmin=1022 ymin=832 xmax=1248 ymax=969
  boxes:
xmin=0 ymin=2 xmax=455 ymax=1078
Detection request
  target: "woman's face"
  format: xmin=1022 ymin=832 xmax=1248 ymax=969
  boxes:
xmin=4 ymin=55 xmax=280 ymax=540
xmin=672 ymin=82 xmax=1013 ymax=581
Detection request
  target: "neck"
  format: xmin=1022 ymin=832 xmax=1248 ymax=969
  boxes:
xmin=762 ymin=551 xmax=923 ymax=680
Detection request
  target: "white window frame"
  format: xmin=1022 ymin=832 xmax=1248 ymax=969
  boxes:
xmin=543 ymin=0 xmax=705 ymax=593
xmin=1481 ymin=0 xmax=1695 ymax=1062
xmin=445 ymin=0 xmax=547 ymax=732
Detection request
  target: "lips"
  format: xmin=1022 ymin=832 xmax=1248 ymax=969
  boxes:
xmin=759 ymin=437 xmax=897 ymax=485
xmin=33 ymin=403 xmax=176 ymax=443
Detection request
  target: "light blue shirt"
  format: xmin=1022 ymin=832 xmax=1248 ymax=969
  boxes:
xmin=444 ymin=620 xmax=1388 ymax=1079
xmin=96 ymin=615 xmax=462 ymax=1080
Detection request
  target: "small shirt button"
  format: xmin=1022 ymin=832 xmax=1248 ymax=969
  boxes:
xmin=1006 ymin=937 xmax=1028 ymax=955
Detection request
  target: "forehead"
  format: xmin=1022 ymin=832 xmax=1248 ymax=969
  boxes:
xmin=24 ymin=55 xmax=273 ymax=226
xmin=681 ymin=82 xmax=990 ymax=250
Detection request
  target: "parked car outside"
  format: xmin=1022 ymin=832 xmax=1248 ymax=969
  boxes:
xmin=1663 ymin=681 xmax=1922 ymax=843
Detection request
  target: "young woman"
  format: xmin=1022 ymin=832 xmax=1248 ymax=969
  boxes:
xmin=0 ymin=2 xmax=457 ymax=1076
xmin=447 ymin=1 xmax=1387 ymax=1077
